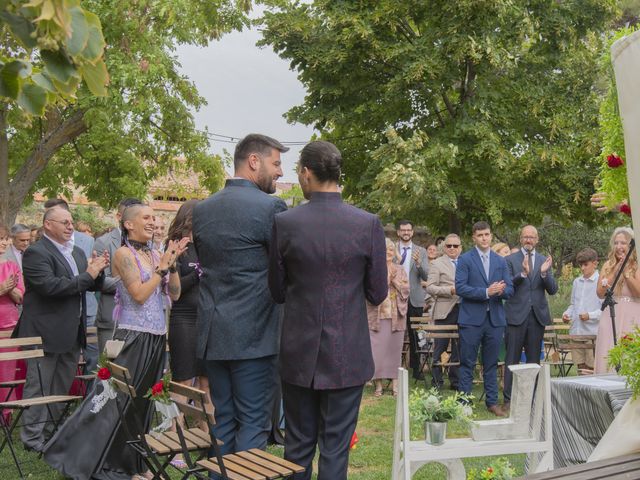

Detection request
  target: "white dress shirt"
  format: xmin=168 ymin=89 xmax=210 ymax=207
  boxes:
xmin=563 ymin=271 xmax=602 ymax=336
xmin=398 ymin=242 xmax=413 ymax=277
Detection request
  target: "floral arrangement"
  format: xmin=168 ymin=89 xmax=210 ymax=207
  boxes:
xmin=409 ymin=387 xmax=473 ymax=424
xmin=467 ymin=458 xmax=515 ymax=480
xmin=608 ymin=327 xmax=640 ymax=398
xmin=146 ymin=373 xmax=179 ymax=433
xmin=91 ymin=354 xmax=118 ymax=414
xmin=146 ymin=373 xmax=172 ymax=404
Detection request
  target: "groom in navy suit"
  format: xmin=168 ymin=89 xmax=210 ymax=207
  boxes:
xmin=455 ymin=221 xmax=513 ymax=416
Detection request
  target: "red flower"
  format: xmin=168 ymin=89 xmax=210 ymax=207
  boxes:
xmin=487 ymin=467 xmax=494 ymax=474
xmin=97 ymin=367 xmax=111 ymax=381
xmin=620 ymin=203 xmax=632 ymax=216
xmin=607 ymin=154 xmax=624 ymax=168
xmin=622 ymin=335 xmax=632 ymax=343
xmin=151 ymin=381 xmax=164 ymax=396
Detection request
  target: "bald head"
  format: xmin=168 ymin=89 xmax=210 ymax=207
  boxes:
xmin=43 ymin=207 xmax=74 ymax=244
xmin=520 ymin=225 xmax=539 ymax=252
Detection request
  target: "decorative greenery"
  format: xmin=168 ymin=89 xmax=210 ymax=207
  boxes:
xmin=467 ymin=458 xmax=515 ymax=480
xmin=596 ymin=26 xmax=638 ymax=211
xmin=409 ymin=387 xmax=473 ymax=424
xmin=608 ymin=327 xmax=640 ymax=398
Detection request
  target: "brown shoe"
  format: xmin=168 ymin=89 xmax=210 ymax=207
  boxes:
xmin=502 ymin=402 xmax=510 ymax=414
xmin=487 ymin=405 xmax=506 ymax=417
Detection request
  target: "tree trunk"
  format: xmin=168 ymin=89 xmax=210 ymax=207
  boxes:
xmin=448 ymin=211 xmax=462 ymax=236
xmin=0 ymin=106 xmax=9 ymax=226
xmin=0 ymin=108 xmax=87 ymax=226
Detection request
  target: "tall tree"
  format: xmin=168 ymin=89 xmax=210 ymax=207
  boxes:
xmin=260 ymin=0 xmax=618 ymax=233
xmin=0 ymin=0 xmax=250 ymax=225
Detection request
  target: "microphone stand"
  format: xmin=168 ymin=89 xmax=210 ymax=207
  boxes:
xmin=601 ymin=239 xmax=635 ymax=372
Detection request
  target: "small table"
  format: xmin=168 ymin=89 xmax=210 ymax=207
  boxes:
xmin=551 ymin=374 xmax=631 ymax=468
xmin=519 ymin=453 xmax=640 ymax=479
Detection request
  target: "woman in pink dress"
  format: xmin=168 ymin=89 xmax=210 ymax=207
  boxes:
xmin=595 ymin=227 xmax=640 ymax=373
xmin=367 ymin=238 xmax=409 ymax=397
xmin=0 ymin=224 xmax=25 ymax=412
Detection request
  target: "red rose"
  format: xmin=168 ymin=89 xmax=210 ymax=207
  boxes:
xmin=607 ymin=154 xmax=624 ymax=168
xmin=620 ymin=203 xmax=632 ymax=216
xmin=622 ymin=335 xmax=632 ymax=343
xmin=151 ymin=382 xmax=164 ymax=396
xmin=97 ymin=367 xmax=111 ymax=381
xmin=487 ymin=467 xmax=494 ymax=474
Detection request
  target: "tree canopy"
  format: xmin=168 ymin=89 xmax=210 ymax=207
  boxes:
xmin=1 ymin=0 xmax=251 ymax=225
xmin=260 ymin=0 xmax=619 ymax=234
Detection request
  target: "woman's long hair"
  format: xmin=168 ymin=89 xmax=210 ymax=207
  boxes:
xmin=166 ymin=199 xmax=198 ymax=244
xmin=602 ymin=226 xmax=637 ymax=294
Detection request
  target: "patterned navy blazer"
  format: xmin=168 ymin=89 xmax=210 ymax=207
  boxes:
xmin=269 ymin=192 xmax=388 ymax=390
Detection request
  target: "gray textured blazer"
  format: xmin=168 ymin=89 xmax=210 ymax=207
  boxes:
xmin=93 ymin=227 xmax=122 ymax=329
xmin=425 ymin=254 xmax=459 ymax=320
xmin=397 ymin=243 xmax=429 ymax=308
xmin=193 ymin=178 xmax=287 ymax=361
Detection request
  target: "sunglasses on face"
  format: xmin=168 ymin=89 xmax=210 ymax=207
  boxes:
xmin=445 ymin=244 xmax=460 ymax=248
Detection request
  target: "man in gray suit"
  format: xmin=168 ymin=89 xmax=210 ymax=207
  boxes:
xmin=93 ymin=198 xmax=142 ymax=354
xmin=2 ymin=224 xmax=31 ymax=271
xmin=193 ymin=133 xmax=288 ymax=455
xmin=396 ymin=220 xmax=429 ymax=380
xmin=503 ymin=225 xmax=558 ymax=409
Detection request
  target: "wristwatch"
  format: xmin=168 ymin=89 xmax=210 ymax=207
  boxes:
xmin=169 ymin=265 xmax=177 ymax=273
xmin=155 ymin=268 xmax=169 ymax=277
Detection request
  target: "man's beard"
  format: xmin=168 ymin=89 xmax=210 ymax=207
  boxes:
xmin=256 ymin=171 xmax=276 ymax=194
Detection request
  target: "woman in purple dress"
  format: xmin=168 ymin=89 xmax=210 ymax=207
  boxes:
xmin=44 ymin=204 xmax=188 ymax=480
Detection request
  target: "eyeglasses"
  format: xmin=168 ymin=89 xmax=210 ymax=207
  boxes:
xmin=445 ymin=244 xmax=460 ymax=248
xmin=48 ymin=219 xmax=74 ymax=228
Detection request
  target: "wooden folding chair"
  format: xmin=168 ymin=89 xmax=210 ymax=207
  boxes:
xmin=0 ymin=329 xmax=26 ymax=405
xmin=422 ymin=324 xmax=460 ymax=386
xmin=555 ymin=334 xmax=596 ymax=376
xmin=0 ymin=336 xmax=81 ymax=479
xmin=74 ymin=326 xmax=99 ymax=397
xmin=410 ymin=316 xmax=434 ymax=384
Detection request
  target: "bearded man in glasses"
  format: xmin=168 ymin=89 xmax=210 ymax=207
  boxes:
xmin=426 ymin=233 xmax=463 ymax=390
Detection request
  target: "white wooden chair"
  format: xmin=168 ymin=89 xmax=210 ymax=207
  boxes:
xmin=392 ymin=364 xmax=553 ymax=479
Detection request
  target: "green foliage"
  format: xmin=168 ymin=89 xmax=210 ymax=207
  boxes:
xmin=608 ymin=327 xmax=640 ymax=398
xmin=259 ymin=0 xmax=618 ymax=232
xmin=467 ymin=457 xmax=515 ymax=480
xmin=71 ymin=205 xmax=109 ymax=234
xmin=0 ymin=0 xmax=108 ymax=115
xmin=596 ymin=26 xmax=638 ymax=209
xmin=409 ymin=387 xmax=473 ymax=424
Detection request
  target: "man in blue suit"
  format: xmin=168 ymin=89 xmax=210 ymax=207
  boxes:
xmin=503 ymin=225 xmax=557 ymax=409
xmin=455 ymin=221 xmax=513 ymax=416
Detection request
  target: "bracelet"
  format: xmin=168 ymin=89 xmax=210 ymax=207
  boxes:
xmin=169 ymin=266 xmax=177 ymax=273
xmin=155 ymin=268 xmax=169 ymax=278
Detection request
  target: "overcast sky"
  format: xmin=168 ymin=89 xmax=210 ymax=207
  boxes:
xmin=175 ymin=15 xmax=315 ymax=183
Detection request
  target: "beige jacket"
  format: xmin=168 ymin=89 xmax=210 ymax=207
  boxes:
xmin=425 ymin=255 xmax=459 ymax=320
xmin=367 ymin=263 xmax=409 ymax=332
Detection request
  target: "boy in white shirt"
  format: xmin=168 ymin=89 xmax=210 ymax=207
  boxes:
xmin=562 ymin=248 xmax=602 ymax=371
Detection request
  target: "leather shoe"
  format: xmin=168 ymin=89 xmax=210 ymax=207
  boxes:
xmin=487 ymin=405 xmax=506 ymax=417
xmin=502 ymin=402 xmax=510 ymax=414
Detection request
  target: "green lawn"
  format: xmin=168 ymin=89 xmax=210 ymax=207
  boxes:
xmin=1 ymin=379 xmax=530 ymax=480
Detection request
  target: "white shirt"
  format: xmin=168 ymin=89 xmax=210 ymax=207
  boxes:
xmin=10 ymin=245 xmax=23 ymax=270
xmin=563 ymin=271 xmax=602 ymax=336
xmin=44 ymin=234 xmax=79 ymax=276
xmin=398 ymin=242 xmax=413 ymax=277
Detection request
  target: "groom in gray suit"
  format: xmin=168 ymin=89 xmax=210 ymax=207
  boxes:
xmin=396 ymin=220 xmax=429 ymax=380
xmin=503 ymin=225 xmax=558 ymax=408
xmin=193 ymin=133 xmax=288 ymax=455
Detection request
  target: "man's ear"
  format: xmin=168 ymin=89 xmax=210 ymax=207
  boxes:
xmin=247 ymin=153 xmax=260 ymax=171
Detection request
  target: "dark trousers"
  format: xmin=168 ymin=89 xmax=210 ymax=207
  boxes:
xmin=458 ymin=314 xmax=504 ymax=407
xmin=405 ymin=303 xmax=424 ymax=376
xmin=431 ymin=305 xmax=460 ymax=389
xmin=282 ymin=381 xmax=363 ymax=480
xmin=205 ymin=355 xmax=277 ymax=455
xmin=20 ymin=346 xmax=80 ymax=449
xmin=504 ymin=311 xmax=545 ymax=402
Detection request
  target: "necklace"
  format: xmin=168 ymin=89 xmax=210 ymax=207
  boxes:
xmin=128 ymin=239 xmax=151 ymax=253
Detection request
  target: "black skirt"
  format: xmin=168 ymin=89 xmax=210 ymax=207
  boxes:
xmin=43 ymin=329 xmax=166 ymax=479
xmin=168 ymin=311 xmax=204 ymax=381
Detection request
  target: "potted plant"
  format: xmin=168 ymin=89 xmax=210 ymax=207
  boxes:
xmin=409 ymin=388 xmax=473 ymax=445
xmin=467 ymin=457 xmax=515 ymax=480
xmin=608 ymin=328 xmax=640 ymax=397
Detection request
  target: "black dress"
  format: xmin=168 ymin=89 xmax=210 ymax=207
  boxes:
xmin=168 ymin=243 xmax=203 ymax=381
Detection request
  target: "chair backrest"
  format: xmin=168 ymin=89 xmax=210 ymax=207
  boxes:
xmin=410 ymin=316 xmax=432 ymax=330
xmin=169 ymin=381 xmax=215 ymax=426
xmin=421 ymin=324 xmax=459 ymax=339
xmin=0 ymin=336 xmax=44 ymax=362
xmin=106 ymin=361 xmax=137 ymax=398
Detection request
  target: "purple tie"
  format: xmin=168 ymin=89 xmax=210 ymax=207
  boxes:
xmin=400 ymin=247 xmax=409 ymax=265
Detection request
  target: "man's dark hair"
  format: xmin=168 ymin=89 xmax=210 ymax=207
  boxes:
xmin=576 ymin=247 xmax=598 ymax=264
xmin=118 ymin=197 xmax=143 ymax=215
xmin=10 ymin=224 xmax=30 ymax=236
xmin=396 ymin=220 xmax=413 ymax=229
xmin=299 ymin=141 xmax=342 ymax=183
xmin=233 ymin=133 xmax=289 ymax=170
xmin=43 ymin=198 xmax=70 ymax=210
xmin=472 ymin=221 xmax=491 ymax=234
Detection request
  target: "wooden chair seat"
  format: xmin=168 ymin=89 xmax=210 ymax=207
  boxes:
xmin=0 ymin=394 xmax=81 ymax=409
xmin=197 ymin=448 xmax=305 ymax=480
xmin=0 ymin=379 xmax=25 ymax=388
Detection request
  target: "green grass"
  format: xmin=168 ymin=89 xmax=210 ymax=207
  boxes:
xmin=1 ymin=380 xmax=527 ymax=479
